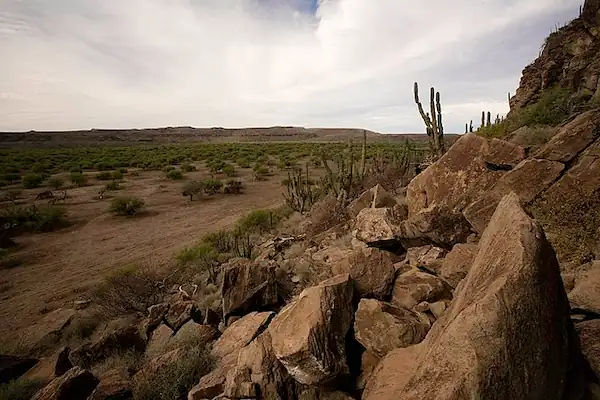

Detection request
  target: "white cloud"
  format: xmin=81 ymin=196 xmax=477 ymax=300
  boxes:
xmin=0 ymin=0 xmax=581 ymax=133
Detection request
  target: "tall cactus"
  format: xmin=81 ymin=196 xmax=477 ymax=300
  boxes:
xmin=486 ymin=112 xmax=491 ymax=127
xmin=360 ymin=130 xmax=367 ymax=179
xmin=481 ymin=111 xmax=485 ymax=128
xmin=469 ymin=120 xmax=474 ymax=133
xmin=414 ymin=82 xmax=445 ymax=157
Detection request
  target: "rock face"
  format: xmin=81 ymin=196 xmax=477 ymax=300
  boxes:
xmin=164 ymin=301 xmax=196 ymax=332
xmin=354 ymin=207 xmax=404 ymax=246
xmin=269 ymin=274 xmax=354 ymax=385
xmin=31 ymin=366 xmax=99 ymax=400
xmin=575 ymin=319 xmax=600 ymax=377
xmin=568 ymin=261 xmax=600 ymax=312
xmin=221 ymin=259 xmax=279 ymax=319
xmin=405 ymin=245 xmax=446 ymax=269
xmin=347 ymin=184 xmax=397 ymax=217
xmin=354 ymin=299 xmax=430 ymax=358
xmin=406 ymin=134 xmax=525 ymax=216
xmin=364 ymin=193 xmax=580 ymax=400
xmin=391 ymin=269 xmax=453 ymax=310
xmin=144 ymin=323 xmax=173 ymax=359
xmin=88 ymin=368 xmax=131 ymax=400
xmin=439 ymin=243 xmax=478 ymax=288
xmin=333 ymin=247 xmax=395 ymax=300
xmin=24 ymin=308 xmax=76 ymax=352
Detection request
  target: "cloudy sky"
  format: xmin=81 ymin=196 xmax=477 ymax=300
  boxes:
xmin=0 ymin=0 xmax=581 ymax=133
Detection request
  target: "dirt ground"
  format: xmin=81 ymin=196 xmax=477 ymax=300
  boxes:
xmin=0 ymin=165 xmax=291 ymax=346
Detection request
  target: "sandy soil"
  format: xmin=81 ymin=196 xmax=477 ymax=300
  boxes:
xmin=0 ymin=165 xmax=290 ymax=345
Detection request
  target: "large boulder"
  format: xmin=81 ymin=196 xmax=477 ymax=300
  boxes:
xmin=332 ymin=247 xmax=395 ymax=300
xmin=391 ymin=269 xmax=453 ymax=310
xmin=568 ymin=261 xmax=600 ymax=312
xmin=364 ymin=193 xmax=581 ymax=400
xmin=164 ymin=301 xmax=197 ymax=332
xmin=354 ymin=299 xmax=430 ymax=358
xmin=439 ymin=243 xmax=478 ymax=288
xmin=463 ymin=158 xmax=564 ymax=233
xmin=144 ymin=323 xmax=173 ymax=359
xmin=269 ymin=274 xmax=354 ymax=385
xmin=221 ymin=259 xmax=279 ymax=320
xmin=347 ymin=184 xmax=397 ymax=217
xmin=354 ymin=207 xmax=404 ymax=247
xmin=31 ymin=366 xmax=99 ymax=400
xmin=23 ymin=308 xmax=76 ymax=352
xmin=88 ymin=368 xmax=131 ymax=400
xmin=212 ymin=311 xmax=275 ymax=359
xmin=396 ymin=205 xmax=474 ymax=248
xmin=406 ymin=134 xmax=525 ymax=216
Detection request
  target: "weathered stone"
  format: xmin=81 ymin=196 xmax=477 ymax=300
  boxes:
xmin=297 ymin=388 xmax=355 ymax=400
xmin=439 ymin=243 xmax=478 ymax=288
xmin=569 ymin=261 xmax=600 ymax=312
xmin=354 ymin=299 xmax=430 ymax=358
xmin=364 ymin=193 xmax=580 ymax=400
xmin=269 ymin=274 xmax=354 ymax=385
xmin=535 ymin=110 xmax=600 ymax=162
xmin=576 ymin=319 xmax=600 ymax=378
xmin=24 ymin=308 xmax=76 ymax=352
xmin=188 ymin=352 xmax=238 ymax=400
xmin=69 ymin=324 xmax=146 ymax=368
xmin=0 ymin=355 xmax=38 ymax=384
xmin=391 ymin=269 xmax=453 ymax=310
xmin=54 ymin=347 xmax=72 ymax=377
xmin=355 ymin=207 xmax=403 ymax=246
xmin=212 ymin=312 xmax=274 ymax=359
xmin=221 ymin=258 xmax=279 ymax=319
xmin=31 ymin=366 xmax=99 ymax=400
xmin=405 ymin=245 xmax=447 ymax=269
xmin=396 ymin=205 xmax=474 ymax=248
xmin=428 ymin=301 xmax=449 ymax=319
xmin=406 ymin=133 xmax=525 ymax=216
xmin=170 ymin=321 xmax=218 ymax=350
xmin=88 ymin=368 xmax=131 ymax=400
xmin=347 ymin=184 xmax=397 ymax=217
xmin=224 ymin=367 xmax=258 ymax=399
xmin=165 ymin=301 xmax=196 ymax=332
xmin=357 ymin=351 xmax=381 ymax=390
xmin=463 ymin=158 xmax=564 ymax=233
xmin=332 ymin=247 xmax=395 ymax=300
xmin=144 ymin=323 xmax=173 ymax=359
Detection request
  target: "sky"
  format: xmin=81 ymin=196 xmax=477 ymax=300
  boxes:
xmin=0 ymin=0 xmax=582 ymax=133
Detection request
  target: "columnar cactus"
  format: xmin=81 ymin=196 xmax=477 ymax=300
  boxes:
xmin=414 ymin=82 xmax=445 ymax=157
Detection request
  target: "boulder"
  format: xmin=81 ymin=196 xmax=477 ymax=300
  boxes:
xmin=576 ymin=319 xmax=600 ymax=377
xmin=396 ymin=205 xmax=474 ymax=248
xmin=406 ymin=133 xmax=525 ymax=216
xmin=221 ymin=259 xmax=279 ymax=319
xmin=332 ymin=247 xmax=395 ymax=300
xmin=405 ymin=245 xmax=446 ymax=269
xmin=144 ymin=323 xmax=173 ymax=359
xmin=535 ymin=110 xmax=600 ymax=163
xmin=0 ymin=355 xmax=38 ymax=384
xmin=428 ymin=301 xmax=449 ymax=319
xmin=188 ymin=352 xmax=238 ymax=400
xmin=54 ymin=347 xmax=72 ymax=377
xmin=354 ymin=299 xmax=430 ymax=358
xmin=439 ymin=243 xmax=478 ymax=288
xmin=224 ymin=367 xmax=258 ymax=399
xmin=269 ymin=274 xmax=354 ymax=385
xmin=69 ymin=324 xmax=146 ymax=368
xmin=24 ymin=308 xmax=76 ymax=352
xmin=88 ymin=368 xmax=131 ymax=400
xmin=347 ymin=184 xmax=397 ymax=217
xmin=357 ymin=351 xmax=381 ymax=390
xmin=140 ymin=303 xmax=169 ymax=339
xmin=391 ymin=269 xmax=453 ymax=310
xmin=31 ymin=366 xmax=99 ymax=400
xmin=364 ymin=193 xmax=580 ymax=400
xmin=355 ymin=207 xmax=403 ymax=247
xmin=165 ymin=301 xmax=197 ymax=332
xmin=464 ymin=158 xmax=564 ymax=233
xmin=568 ymin=261 xmax=600 ymax=312
xmin=170 ymin=321 xmax=218 ymax=350
xmin=212 ymin=312 xmax=275 ymax=359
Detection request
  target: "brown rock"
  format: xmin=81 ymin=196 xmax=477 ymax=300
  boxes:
xmin=297 ymin=388 xmax=355 ymax=400
xmin=144 ymin=323 xmax=173 ymax=359
xmin=354 ymin=299 xmax=430 ymax=358
xmin=364 ymin=193 xmax=579 ymax=400
xmin=88 ymin=368 xmax=131 ymax=400
xmin=212 ymin=312 xmax=275 ymax=359
xmin=535 ymin=110 xmax=600 ymax=163
xmin=576 ymin=319 xmax=600 ymax=377
xmin=439 ymin=243 xmax=478 ymax=288
xmin=406 ymin=133 xmax=525 ymax=216
xmin=141 ymin=302 xmax=169 ymax=338
xmin=24 ymin=308 xmax=76 ymax=352
xmin=347 ymin=184 xmax=397 ymax=217
xmin=221 ymin=258 xmax=279 ymax=319
xmin=203 ymin=307 xmax=222 ymax=327
xmin=357 ymin=351 xmax=381 ymax=390
xmin=170 ymin=321 xmax=218 ymax=350
xmin=428 ymin=301 xmax=449 ymax=319
xmin=188 ymin=352 xmax=238 ymax=400
xmin=569 ymin=261 xmax=600 ymax=312
xmin=405 ymin=245 xmax=446 ymax=268
xmin=269 ymin=274 xmax=354 ymax=385
xmin=354 ymin=207 xmax=402 ymax=245
xmin=54 ymin=347 xmax=72 ymax=377
xmin=31 ymin=366 xmax=99 ymax=400
xmin=332 ymin=247 xmax=395 ymax=299
xmin=391 ymin=269 xmax=453 ymax=310
xmin=224 ymin=367 xmax=258 ymax=399
xmin=463 ymin=158 xmax=564 ymax=233
xmin=165 ymin=301 xmax=196 ymax=332
xmin=396 ymin=205 xmax=474 ymax=248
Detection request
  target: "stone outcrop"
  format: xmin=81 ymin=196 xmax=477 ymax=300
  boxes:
xmin=31 ymin=366 xmax=99 ymax=400
xmin=269 ymin=274 xmax=354 ymax=385
xmin=354 ymin=299 xmax=430 ymax=358
xmin=88 ymin=368 xmax=132 ymax=400
xmin=164 ymin=301 xmax=197 ymax=332
xmin=24 ymin=308 xmax=76 ymax=352
xmin=347 ymin=184 xmax=397 ymax=217
xmin=354 ymin=207 xmax=402 ymax=246
xmin=438 ymin=243 xmax=477 ymax=288
xmin=391 ymin=269 xmax=453 ymax=310
xmin=575 ymin=319 xmax=600 ymax=378
xmin=221 ymin=258 xmax=279 ymax=320
xmin=364 ymin=193 xmax=580 ymax=400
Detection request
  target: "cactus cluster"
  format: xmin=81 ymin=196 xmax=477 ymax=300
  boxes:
xmin=283 ymin=164 xmax=319 ymax=214
xmin=414 ymin=82 xmax=445 ymax=157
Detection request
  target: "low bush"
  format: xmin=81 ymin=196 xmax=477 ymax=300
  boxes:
xmin=47 ymin=177 xmax=64 ymax=190
xmin=253 ymin=165 xmax=269 ymax=181
xmin=96 ymin=172 xmax=113 ymax=181
xmin=224 ymin=179 xmax=243 ymax=194
xmin=236 ymin=209 xmax=274 ymax=234
xmin=182 ymin=181 xmax=204 ymax=201
xmin=222 ymin=164 xmax=236 ymax=177
xmin=111 ymin=171 xmax=124 ymax=180
xmin=202 ymin=230 xmax=234 ymax=253
xmin=0 ymin=205 xmax=67 ymax=246
xmin=109 ymin=196 xmax=145 ymax=216
xmin=162 ymin=165 xmax=175 ymax=173
xmin=22 ymin=174 xmax=44 ymax=189
xmin=70 ymin=172 xmax=87 ymax=187
xmin=166 ymin=170 xmax=184 ymax=180
xmin=105 ymin=181 xmax=121 ymax=191
xmin=0 ymin=379 xmax=45 ymax=400
xmin=202 ymin=179 xmax=223 ymax=195
xmin=0 ymin=173 xmax=20 ymax=184
xmin=180 ymin=163 xmax=196 ymax=172
xmin=177 ymin=243 xmax=220 ymax=282
xmin=236 ymin=158 xmax=250 ymax=168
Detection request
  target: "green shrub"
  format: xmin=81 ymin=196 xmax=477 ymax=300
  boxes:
xmin=180 ymin=163 xmax=196 ymax=172
xmin=521 ymin=86 xmax=571 ymax=126
xmin=109 ymin=197 xmax=145 ymax=216
xmin=70 ymin=172 xmax=87 ymax=187
xmin=31 ymin=164 xmax=49 ymax=174
xmin=96 ymin=172 xmax=112 ymax=181
xmin=236 ymin=158 xmax=250 ymax=168
xmin=224 ymin=179 xmax=243 ymax=194
xmin=162 ymin=165 xmax=175 ymax=173
xmin=222 ymin=164 xmax=236 ymax=177
xmin=166 ymin=170 xmax=184 ymax=180
xmin=132 ymin=346 xmax=214 ymax=400
xmin=105 ymin=181 xmax=121 ymax=191
xmin=182 ymin=181 xmax=204 ymax=201
xmin=22 ymin=174 xmax=44 ymax=189
xmin=236 ymin=209 xmax=274 ymax=234
xmin=253 ymin=165 xmax=269 ymax=180
xmin=0 ymin=205 xmax=67 ymax=243
xmin=111 ymin=171 xmax=124 ymax=180
xmin=202 ymin=179 xmax=222 ymax=195
xmin=208 ymin=160 xmax=226 ymax=174
xmin=202 ymin=230 xmax=233 ymax=253
xmin=0 ymin=379 xmax=44 ymax=400
xmin=177 ymin=243 xmax=220 ymax=282
xmin=0 ymin=173 xmax=20 ymax=183
xmin=47 ymin=177 xmax=64 ymax=190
